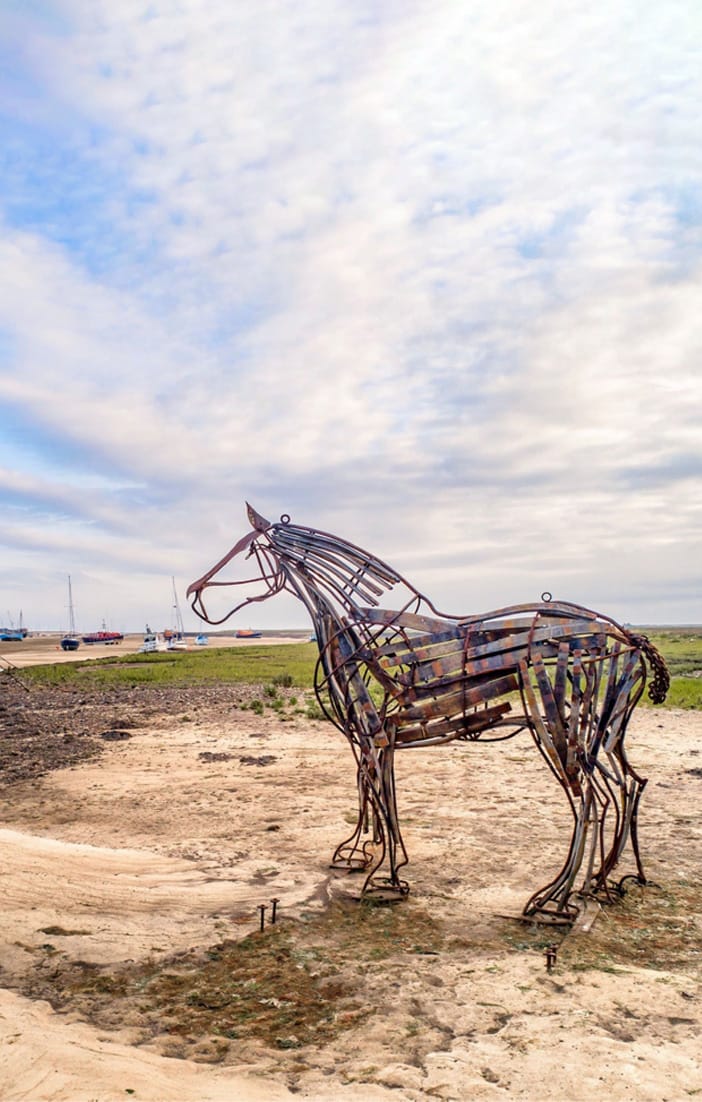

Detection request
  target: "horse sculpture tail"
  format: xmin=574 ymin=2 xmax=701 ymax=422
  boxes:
xmin=627 ymin=632 xmax=670 ymax=704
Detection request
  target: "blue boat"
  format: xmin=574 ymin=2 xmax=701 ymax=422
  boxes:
xmin=61 ymin=575 xmax=80 ymax=651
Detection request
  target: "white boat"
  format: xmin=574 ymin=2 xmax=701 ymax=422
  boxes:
xmin=139 ymin=632 xmax=167 ymax=654
xmin=195 ymin=634 xmax=209 ymax=646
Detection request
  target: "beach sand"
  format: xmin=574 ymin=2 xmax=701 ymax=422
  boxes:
xmin=1 ymin=632 xmax=307 ymax=669
xmin=0 ymin=652 xmax=699 ymax=1101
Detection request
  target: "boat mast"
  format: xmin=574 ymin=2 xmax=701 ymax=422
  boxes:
xmin=67 ymin=575 xmax=77 ymax=636
xmin=172 ymin=577 xmax=185 ymax=637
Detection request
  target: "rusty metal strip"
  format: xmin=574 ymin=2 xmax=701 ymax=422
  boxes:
xmin=518 ymin=658 xmax=566 ymax=781
xmin=393 ymin=699 xmax=514 ymax=736
xmin=359 ymin=607 xmax=457 ymax=633
xmin=385 ymin=650 xmax=523 ymax=691
xmin=553 ymin=640 xmax=570 ymax=716
xmin=532 ymin=653 xmax=569 ymax=770
xmin=376 ymin=620 xmax=611 ymax=670
xmin=396 ymin=672 xmax=521 ymax=723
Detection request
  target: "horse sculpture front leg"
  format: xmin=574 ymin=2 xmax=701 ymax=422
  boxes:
xmin=331 ymin=738 xmax=409 ymax=899
xmin=360 ymin=740 xmax=410 ymax=898
xmin=330 ymin=752 xmax=377 ymax=873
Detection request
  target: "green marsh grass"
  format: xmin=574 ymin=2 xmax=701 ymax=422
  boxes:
xmin=20 ymin=643 xmax=319 ymax=691
xmin=15 ymin=631 xmax=702 ymax=708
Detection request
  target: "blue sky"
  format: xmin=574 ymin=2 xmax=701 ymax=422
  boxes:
xmin=1 ymin=0 xmax=701 ymax=633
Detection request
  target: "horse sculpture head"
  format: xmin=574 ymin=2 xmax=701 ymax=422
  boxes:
xmin=188 ymin=503 xmax=422 ymax=630
xmin=186 ymin=503 xmax=286 ymax=624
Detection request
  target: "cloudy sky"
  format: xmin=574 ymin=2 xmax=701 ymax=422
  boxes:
xmin=1 ymin=0 xmax=701 ymax=634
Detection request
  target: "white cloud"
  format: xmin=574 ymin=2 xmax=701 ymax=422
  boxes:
xmin=0 ymin=0 xmax=700 ymax=629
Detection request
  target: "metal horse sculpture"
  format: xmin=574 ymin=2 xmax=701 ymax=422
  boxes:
xmin=187 ymin=505 xmax=669 ymax=923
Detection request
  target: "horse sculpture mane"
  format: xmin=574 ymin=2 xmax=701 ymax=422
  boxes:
xmin=188 ymin=505 xmax=670 ymax=924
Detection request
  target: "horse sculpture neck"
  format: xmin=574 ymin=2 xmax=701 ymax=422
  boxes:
xmin=265 ymin=519 xmax=422 ymax=630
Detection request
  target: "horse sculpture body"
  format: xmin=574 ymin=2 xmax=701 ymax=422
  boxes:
xmin=187 ymin=504 xmax=669 ymax=923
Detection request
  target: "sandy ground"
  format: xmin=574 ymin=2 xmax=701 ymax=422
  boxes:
xmin=0 ymin=647 xmax=700 ymax=1101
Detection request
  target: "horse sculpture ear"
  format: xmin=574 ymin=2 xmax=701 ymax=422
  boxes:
xmin=246 ymin=502 xmax=271 ymax=531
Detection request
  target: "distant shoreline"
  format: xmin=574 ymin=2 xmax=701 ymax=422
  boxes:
xmin=1 ymin=632 xmax=312 ymax=669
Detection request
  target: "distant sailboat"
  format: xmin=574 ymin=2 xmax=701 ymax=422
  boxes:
xmin=167 ymin=577 xmax=188 ymax=650
xmin=60 ymin=576 xmax=80 ymax=651
xmin=0 ymin=609 xmax=27 ymax=641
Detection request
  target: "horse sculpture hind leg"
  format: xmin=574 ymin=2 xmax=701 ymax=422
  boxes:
xmin=519 ymin=634 xmax=652 ymax=919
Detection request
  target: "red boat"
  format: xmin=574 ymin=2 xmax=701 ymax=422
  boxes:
xmin=81 ymin=631 xmax=124 ymax=645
